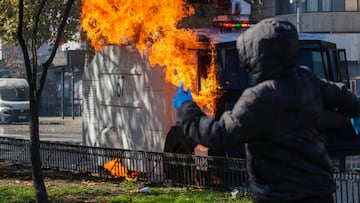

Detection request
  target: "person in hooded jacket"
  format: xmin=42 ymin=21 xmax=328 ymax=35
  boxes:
xmin=172 ymin=18 xmax=360 ymax=203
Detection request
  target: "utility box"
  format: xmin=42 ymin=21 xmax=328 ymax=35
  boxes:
xmin=83 ymin=45 xmax=177 ymax=152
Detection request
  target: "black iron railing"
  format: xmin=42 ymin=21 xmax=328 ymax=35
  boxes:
xmin=1 ymin=136 xmax=360 ymax=202
xmin=0 ymin=137 xmax=248 ymax=190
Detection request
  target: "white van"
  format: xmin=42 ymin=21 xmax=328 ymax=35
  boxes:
xmin=0 ymin=78 xmax=30 ymax=123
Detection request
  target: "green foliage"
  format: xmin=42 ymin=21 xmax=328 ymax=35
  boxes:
xmin=0 ymin=0 xmax=82 ymax=47
xmin=118 ymin=181 xmax=142 ymax=190
xmin=0 ymin=183 xmax=253 ymax=203
xmin=48 ymin=187 xmax=110 ymax=196
xmin=0 ymin=186 xmax=35 ymax=203
xmin=106 ymin=188 xmax=252 ymax=203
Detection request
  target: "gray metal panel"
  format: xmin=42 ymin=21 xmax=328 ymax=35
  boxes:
xmin=83 ymin=82 xmax=97 ymax=123
xmin=99 ymin=73 xmax=143 ymax=108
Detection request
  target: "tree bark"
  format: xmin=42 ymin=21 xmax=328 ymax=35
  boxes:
xmin=29 ymin=92 xmax=49 ymax=202
xmin=15 ymin=0 xmax=76 ymax=202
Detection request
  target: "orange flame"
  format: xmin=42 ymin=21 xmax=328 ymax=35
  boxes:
xmin=103 ymin=158 xmax=140 ymax=181
xmin=81 ymin=0 xmax=220 ymax=113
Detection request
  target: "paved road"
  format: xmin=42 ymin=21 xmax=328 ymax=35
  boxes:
xmin=0 ymin=116 xmax=82 ymax=144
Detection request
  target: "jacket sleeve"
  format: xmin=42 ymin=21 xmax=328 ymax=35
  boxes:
xmin=177 ymin=88 xmax=264 ymax=153
xmin=320 ymin=79 xmax=360 ymax=117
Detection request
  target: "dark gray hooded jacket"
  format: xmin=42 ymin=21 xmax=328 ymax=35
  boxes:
xmin=176 ymin=18 xmax=360 ymax=202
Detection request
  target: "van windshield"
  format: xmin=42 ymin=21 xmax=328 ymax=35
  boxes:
xmin=0 ymin=86 xmax=29 ymax=101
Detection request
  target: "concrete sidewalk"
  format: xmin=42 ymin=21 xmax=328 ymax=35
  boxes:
xmin=39 ymin=116 xmax=82 ymax=125
xmin=0 ymin=116 xmax=83 ymax=144
xmin=38 ymin=116 xmax=82 ymax=136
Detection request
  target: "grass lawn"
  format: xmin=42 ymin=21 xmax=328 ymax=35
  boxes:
xmin=0 ymin=162 xmax=252 ymax=203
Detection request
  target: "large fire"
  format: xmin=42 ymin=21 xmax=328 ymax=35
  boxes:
xmin=81 ymin=0 xmax=220 ymax=112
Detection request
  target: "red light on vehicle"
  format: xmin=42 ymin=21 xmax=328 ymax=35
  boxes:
xmin=213 ymin=21 xmax=251 ymax=29
xmin=240 ymin=23 xmax=250 ymax=28
xmin=222 ymin=23 xmax=235 ymax=28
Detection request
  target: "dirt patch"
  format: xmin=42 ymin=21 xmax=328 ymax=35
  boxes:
xmin=0 ymin=161 xmax=106 ymax=182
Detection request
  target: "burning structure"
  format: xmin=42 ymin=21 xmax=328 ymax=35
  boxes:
xmin=81 ymin=0 xmax=358 ymax=164
xmin=81 ymin=0 xmax=243 ymax=153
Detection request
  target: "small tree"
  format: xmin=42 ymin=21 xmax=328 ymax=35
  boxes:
xmin=15 ymin=0 xmax=76 ymax=202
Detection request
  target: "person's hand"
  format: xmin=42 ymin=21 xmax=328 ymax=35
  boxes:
xmin=173 ymin=82 xmax=193 ymax=109
xmin=350 ymin=117 xmax=360 ymax=135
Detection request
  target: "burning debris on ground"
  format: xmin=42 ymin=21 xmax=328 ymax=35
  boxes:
xmin=103 ymin=158 xmax=140 ymax=181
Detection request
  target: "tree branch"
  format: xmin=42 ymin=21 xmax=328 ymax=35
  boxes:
xmin=31 ymin=0 xmax=47 ymax=94
xmin=33 ymin=0 xmax=47 ymax=36
xmin=38 ymin=0 xmax=75 ymax=97
xmin=16 ymin=0 xmax=32 ymax=83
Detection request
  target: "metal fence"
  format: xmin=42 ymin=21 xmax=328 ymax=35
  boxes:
xmin=1 ymin=136 xmax=360 ymax=202
xmin=0 ymin=137 xmax=248 ymax=190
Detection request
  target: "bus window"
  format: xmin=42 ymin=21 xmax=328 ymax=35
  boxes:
xmin=327 ymin=49 xmax=339 ymax=82
xmin=319 ymin=51 xmax=329 ymax=79
xmin=223 ymin=49 xmax=249 ymax=90
xmin=337 ymin=49 xmax=350 ymax=88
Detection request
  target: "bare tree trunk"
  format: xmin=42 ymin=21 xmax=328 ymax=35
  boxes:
xmin=16 ymin=2 xmax=48 ymax=202
xmin=15 ymin=0 xmax=75 ymax=202
xmin=29 ymin=92 xmax=48 ymax=202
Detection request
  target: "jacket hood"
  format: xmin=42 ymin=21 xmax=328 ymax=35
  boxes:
xmin=236 ymin=18 xmax=299 ymax=83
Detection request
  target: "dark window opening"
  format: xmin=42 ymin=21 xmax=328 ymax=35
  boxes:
xmin=0 ymin=87 xmax=29 ymax=101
